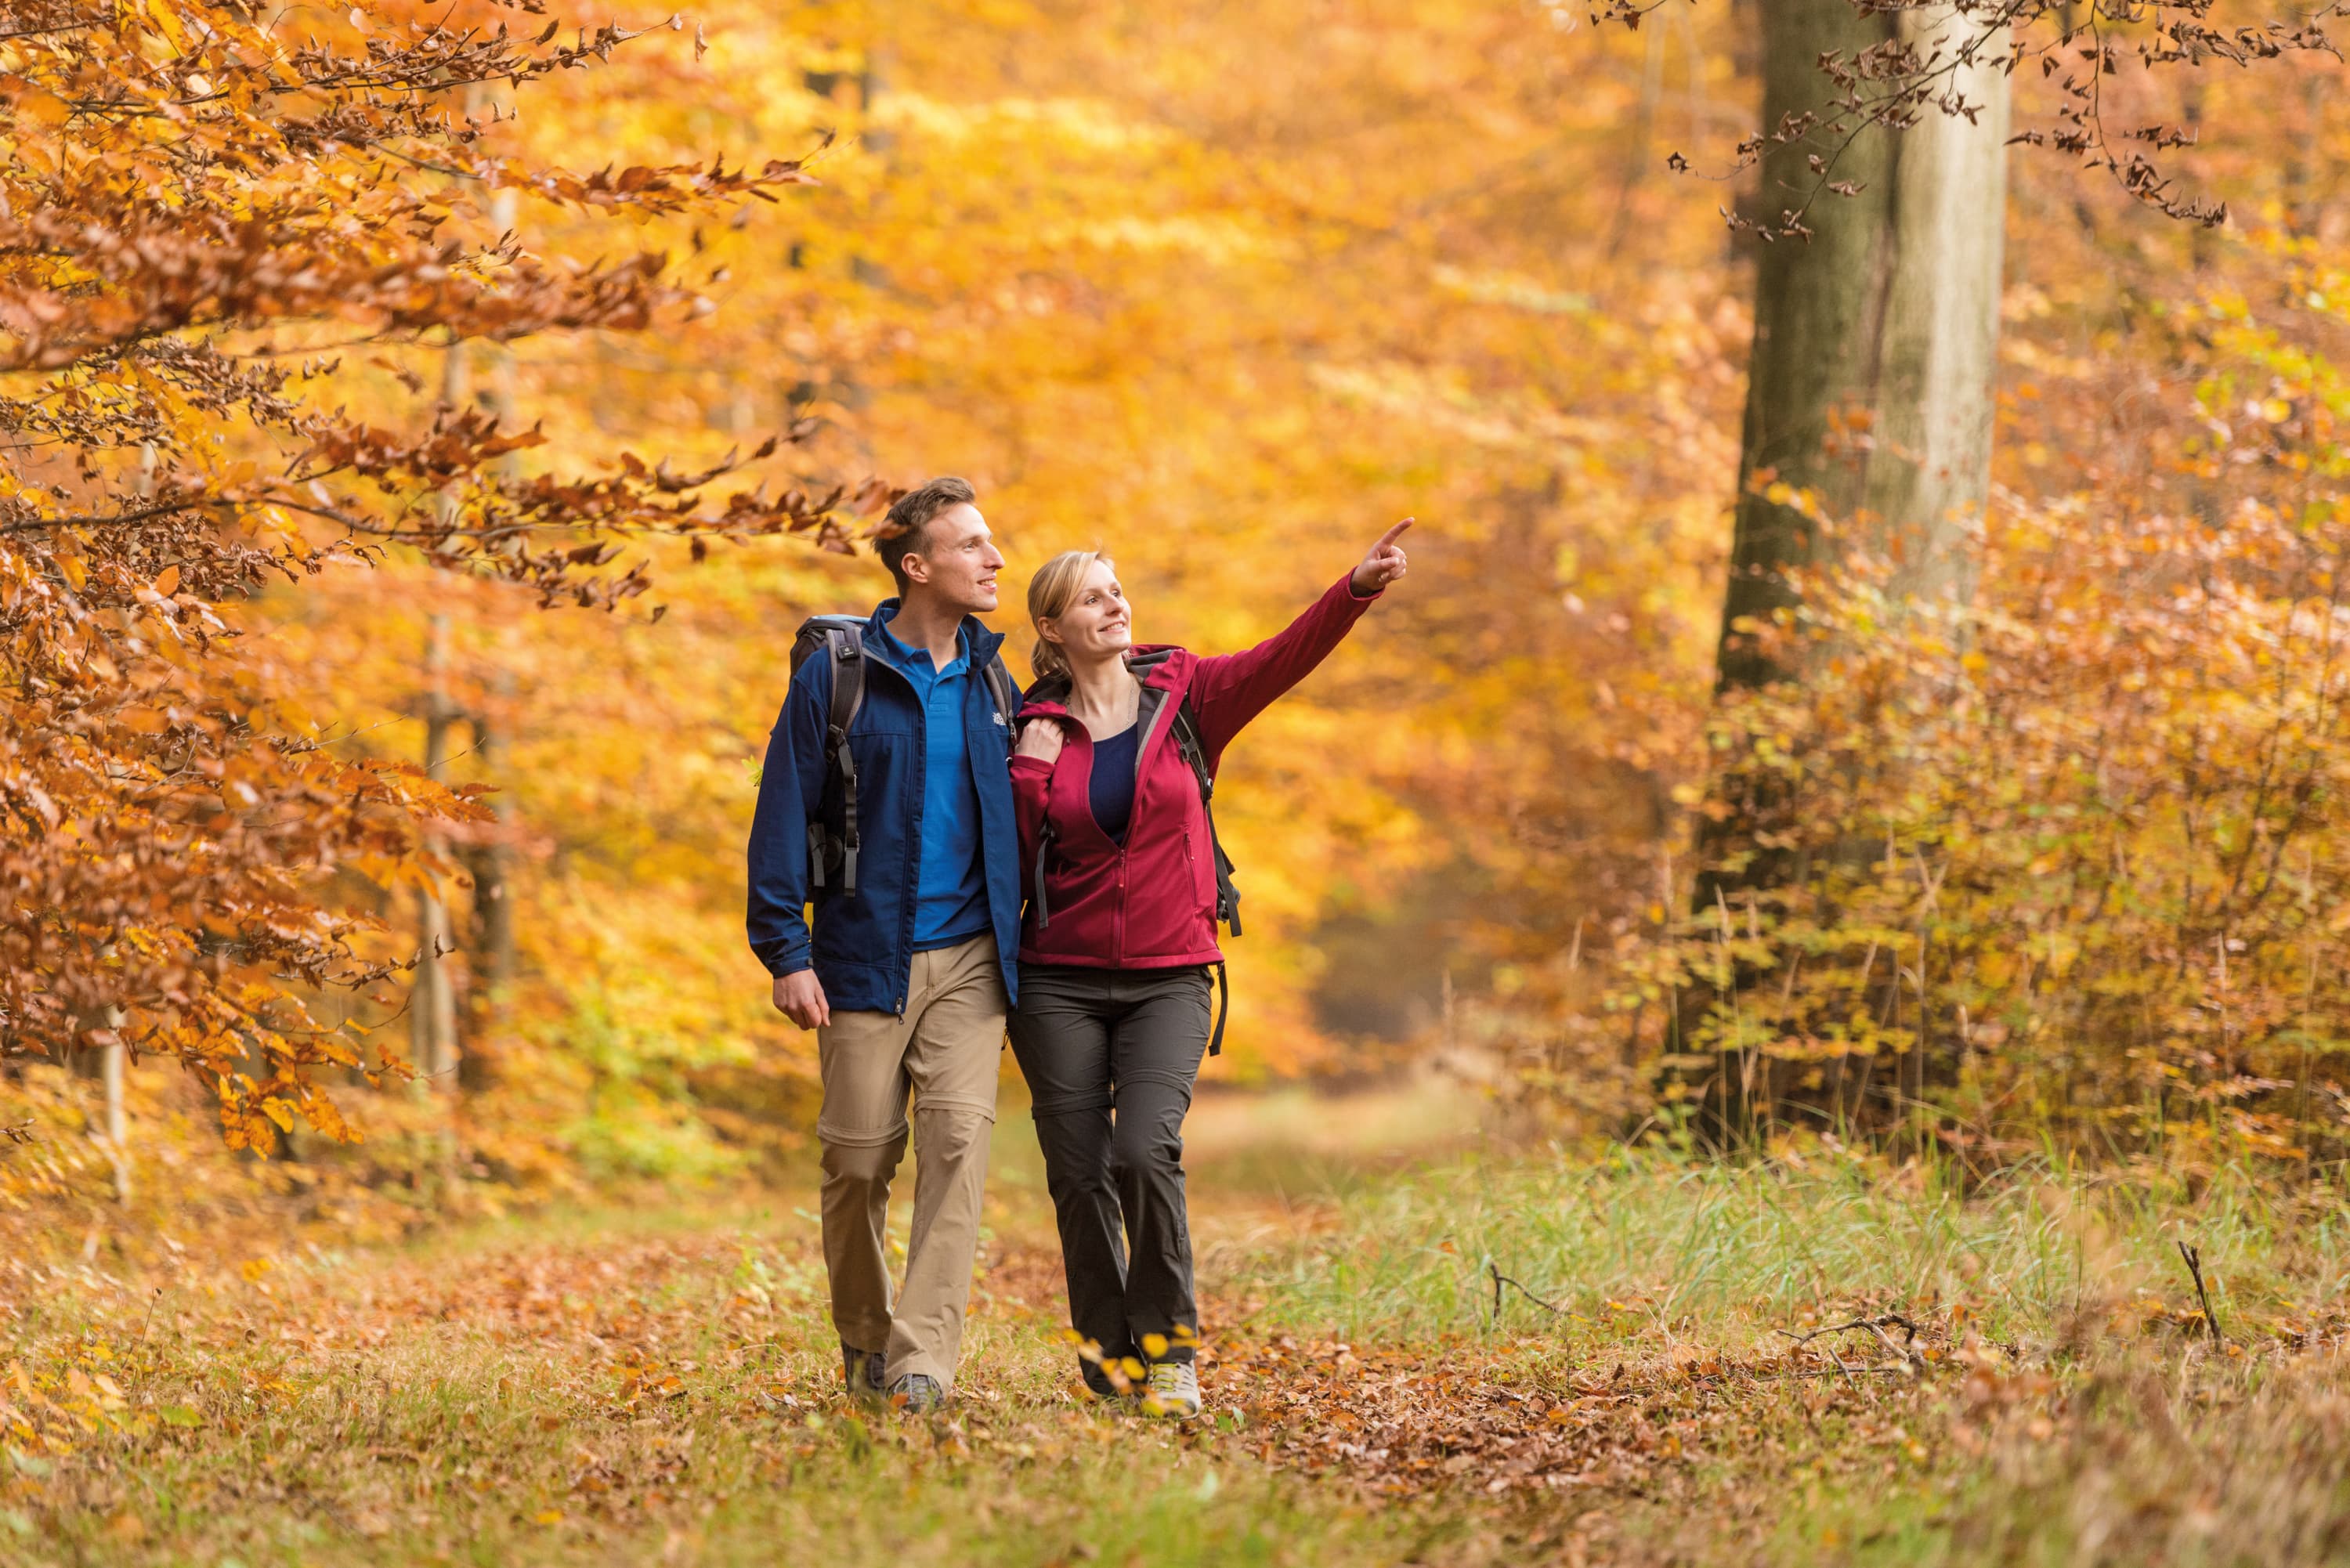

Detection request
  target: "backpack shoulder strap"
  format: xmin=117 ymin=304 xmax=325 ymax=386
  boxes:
xmin=981 ymin=652 xmax=1019 ymax=729
xmin=825 ymin=625 xmax=866 ymax=736
xmin=1168 ymin=695 xmax=1213 ymax=800
xmin=1168 ymin=694 xmax=1238 ymax=1056
xmin=1170 ymin=695 xmax=1242 ymax=944
xmin=815 ymin=626 xmax=866 ymax=894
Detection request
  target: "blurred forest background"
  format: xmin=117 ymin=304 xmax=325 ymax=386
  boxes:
xmin=4 ymin=0 xmax=2348 ymax=1225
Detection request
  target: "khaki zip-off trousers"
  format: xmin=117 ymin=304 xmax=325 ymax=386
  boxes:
xmin=815 ymin=934 xmax=1006 ymax=1391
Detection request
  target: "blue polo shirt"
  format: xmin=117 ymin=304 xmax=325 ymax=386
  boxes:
xmin=880 ymin=614 xmax=992 ymax=951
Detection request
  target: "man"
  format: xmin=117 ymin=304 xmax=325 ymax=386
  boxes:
xmin=746 ymin=477 xmax=1022 ymax=1414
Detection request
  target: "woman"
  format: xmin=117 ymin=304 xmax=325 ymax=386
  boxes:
xmin=1007 ymin=522 xmax=1411 ymax=1416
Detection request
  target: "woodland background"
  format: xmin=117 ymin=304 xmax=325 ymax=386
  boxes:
xmin=5 ymin=0 xmax=2349 ymax=1216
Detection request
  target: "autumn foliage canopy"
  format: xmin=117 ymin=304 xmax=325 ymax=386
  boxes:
xmin=1 ymin=0 xmax=2345 ymax=1198
xmin=0 ymin=0 xmax=883 ymax=1151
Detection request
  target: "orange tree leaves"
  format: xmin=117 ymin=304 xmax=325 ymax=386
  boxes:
xmin=1616 ymin=238 xmax=2350 ymax=1166
xmin=0 ymin=0 xmax=866 ymax=1125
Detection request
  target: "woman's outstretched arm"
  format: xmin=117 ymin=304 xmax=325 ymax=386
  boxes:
xmin=1187 ymin=519 xmax=1411 ymax=757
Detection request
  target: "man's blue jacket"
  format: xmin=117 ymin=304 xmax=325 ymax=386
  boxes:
xmin=745 ymin=602 xmax=1023 ymax=1013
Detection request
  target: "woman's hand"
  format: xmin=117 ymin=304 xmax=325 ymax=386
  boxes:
xmin=1350 ymin=518 xmax=1412 ymax=596
xmin=1014 ymin=718 xmax=1065 ymax=764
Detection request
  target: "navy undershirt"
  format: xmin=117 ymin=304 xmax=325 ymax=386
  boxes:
xmin=1088 ymin=725 xmax=1140 ymax=843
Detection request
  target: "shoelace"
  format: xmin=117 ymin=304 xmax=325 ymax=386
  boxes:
xmin=1144 ymin=1364 xmax=1198 ymax=1409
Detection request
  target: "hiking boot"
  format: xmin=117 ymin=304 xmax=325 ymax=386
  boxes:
xmin=841 ymin=1344 xmax=887 ymax=1402
xmin=1141 ymin=1361 xmax=1200 ymax=1418
xmin=888 ymin=1372 xmax=947 ymax=1414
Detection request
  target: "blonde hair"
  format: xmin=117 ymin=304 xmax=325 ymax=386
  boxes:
xmin=1026 ymin=549 xmax=1111 ymax=684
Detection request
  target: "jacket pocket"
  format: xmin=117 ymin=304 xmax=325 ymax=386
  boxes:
xmin=1184 ymin=824 xmax=1216 ymax=916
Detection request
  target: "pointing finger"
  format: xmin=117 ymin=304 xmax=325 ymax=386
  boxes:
xmin=1373 ymin=517 xmax=1415 ymax=551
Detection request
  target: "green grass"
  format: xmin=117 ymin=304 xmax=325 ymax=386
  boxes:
xmin=1219 ymin=1140 xmax=2350 ymax=1348
xmin=12 ymin=1119 xmax=2350 ymax=1566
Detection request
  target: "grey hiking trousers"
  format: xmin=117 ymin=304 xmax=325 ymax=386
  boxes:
xmin=1007 ymin=963 xmax=1214 ymax=1392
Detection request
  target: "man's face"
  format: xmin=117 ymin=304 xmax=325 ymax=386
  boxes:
xmin=903 ymin=503 xmax=1003 ymax=615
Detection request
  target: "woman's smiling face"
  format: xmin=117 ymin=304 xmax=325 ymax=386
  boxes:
xmin=1042 ymin=558 xmax=1133 ymax=663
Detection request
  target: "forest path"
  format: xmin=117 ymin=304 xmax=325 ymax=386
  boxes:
xmin=15 ymin=1074 xmax=1661 ymax=1567
xmin=18 ymin=1086 xmax=2303 ymax=1560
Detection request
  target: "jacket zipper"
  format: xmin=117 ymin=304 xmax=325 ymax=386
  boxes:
xmin=1113 ymin=840 xmax=1127 ymax=965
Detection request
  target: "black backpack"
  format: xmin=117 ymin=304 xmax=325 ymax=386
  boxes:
xmin=1169 ymin=695 xmax=1242 ymax=1057
xmin=1166 ymin=699 xmax=1244 ymax=941
xmin=790 ymin=615 xmax=1021 ymax=898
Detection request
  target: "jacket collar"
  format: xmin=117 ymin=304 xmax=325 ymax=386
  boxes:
xmin=862 ymin=598 xmax=1005 ymax=678
xmin=1017 ymin=645 xmax=1181 ymax=717
xmin=1016 ymin=646 xmax=1186 ymax=787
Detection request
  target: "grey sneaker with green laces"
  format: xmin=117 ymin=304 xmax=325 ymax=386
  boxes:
xmin=889 ymin=1372 xmax=947 ymax=1414
xmin=1141 ymin=1361 xmax=1200 ymax=1418
xmin=841 ymin=1345 xmax=887 ymax=1402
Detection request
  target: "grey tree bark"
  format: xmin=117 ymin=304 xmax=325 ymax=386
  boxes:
xmin=413 ymin=612 xmax=461 ymax=1092
xmin=1716 ymin=0 xmax=2011 ymax=693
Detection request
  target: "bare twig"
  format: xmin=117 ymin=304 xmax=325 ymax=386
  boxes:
xmin=136 ymin=1285 xmax=164 ymax=1346
xmin=1777 ymin=1313 xmax=1925 ymax=1377
xmin=1490 ymin=1262 xmax=1567 ymax=1321
xmin=2178 ymin=1240 xmax=2224 ymax=1346
xmin=1780 ymin=1312 xmax=1918 ymax=1349
xmin=1864 ymin=1314 xmax=1927 ymax=1370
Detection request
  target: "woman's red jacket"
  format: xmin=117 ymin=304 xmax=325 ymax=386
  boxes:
xmin=1009 ymin=573 xmax=1380 ymax=969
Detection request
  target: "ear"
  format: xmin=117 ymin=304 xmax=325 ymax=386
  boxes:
xmin=1036 ymin=615 xmax=1065 ymax=648
xmin=900 ymin=544 xmax=933 ymax=587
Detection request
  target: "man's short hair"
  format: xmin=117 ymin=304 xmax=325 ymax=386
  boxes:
xmin=876 ymin=476 xmax=978 ymax=592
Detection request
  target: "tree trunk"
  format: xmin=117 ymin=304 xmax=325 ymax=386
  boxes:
xmin=458 ymin=690 xmax=514 ymax=1093
xmin=413 ymin=612 xmax=461 ymax=1091
xmin=99 ymin=1035 xmax=127 ymax=1200
xmin=1718 ymin=0 xmax=2009 ymax=694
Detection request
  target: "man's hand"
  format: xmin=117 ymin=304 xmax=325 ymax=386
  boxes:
xmin=1351 ymin=518 xmax=1412 ymax=596
xmin=1014 ymin=718 xmax=1065 ymax=764
xmin=772 ymin=969 xmax=831 ymax=1030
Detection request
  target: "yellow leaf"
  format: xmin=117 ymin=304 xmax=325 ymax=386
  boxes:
xmin=13 ymin=88 xmax=69 ymax=128
xmin=153 ymin=565 xmax=180 ymax=596
xmin=143 ymin=0 xmax=190 ymax=50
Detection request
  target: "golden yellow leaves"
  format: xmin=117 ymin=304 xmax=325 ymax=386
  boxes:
xmin=142 ymin=0 xmax=193 ymax=52
xmin=6 ymin=85 xmax=68 ymax=128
